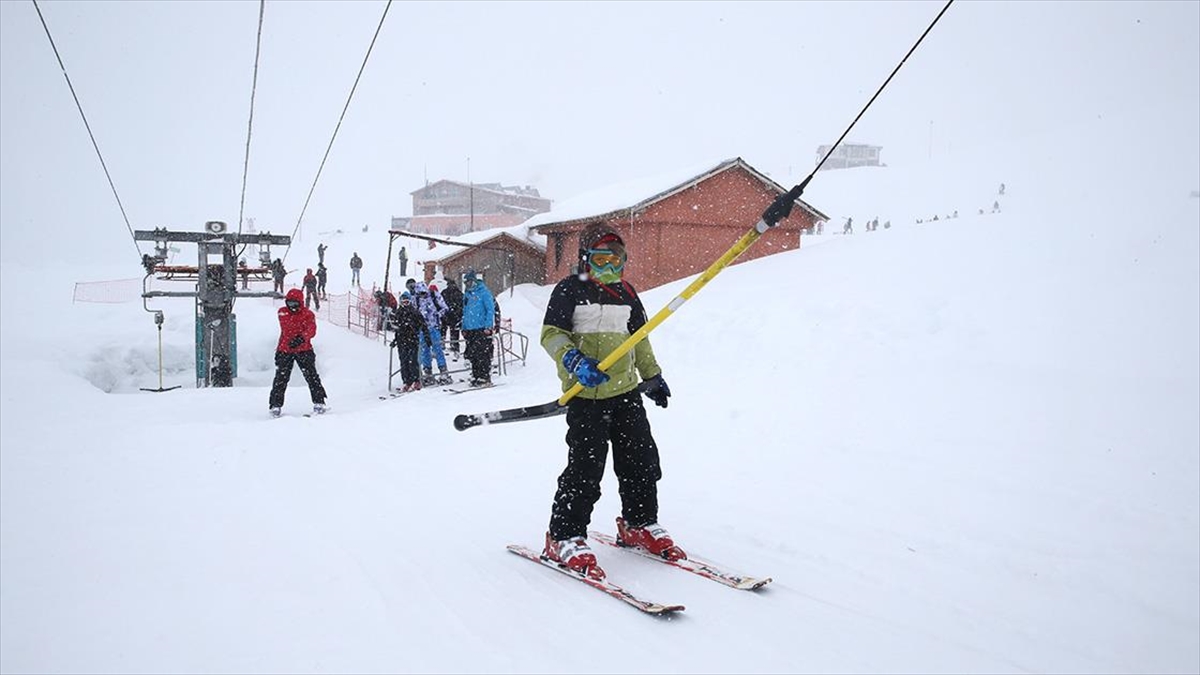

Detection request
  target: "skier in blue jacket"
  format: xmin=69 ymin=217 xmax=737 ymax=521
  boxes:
xmin=460 ymin=269 xmax=496 ymax=386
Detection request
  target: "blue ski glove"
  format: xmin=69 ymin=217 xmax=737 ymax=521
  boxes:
xmin=562 ymin=348 xmax=609 ymax=388
xmin=640 ymin=374 xmax=671 ymax=408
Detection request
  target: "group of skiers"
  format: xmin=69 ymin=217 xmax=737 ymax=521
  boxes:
xmin=381 ymin=273 xmax=498 ymax=391
xmin=269 ymin=226 xmax=682 ymax=579
xmin=270 ymin=258 xmax=327 ymax=304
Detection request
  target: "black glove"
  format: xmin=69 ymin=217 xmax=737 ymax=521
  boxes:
xmin=287 ymin=335 xmax=304 ymax=349
xmin=640 ymin=374 xmax=671 ymax=408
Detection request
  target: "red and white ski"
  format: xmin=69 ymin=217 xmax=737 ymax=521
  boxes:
xmin=506 ymin=544 xmax=685 ymax=616
xmin=588 ymin=531 xmax=772 ymax=591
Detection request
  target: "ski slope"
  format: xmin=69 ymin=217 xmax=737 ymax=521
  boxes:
xmin=2 ymin=114 xmax=1198 ymax=674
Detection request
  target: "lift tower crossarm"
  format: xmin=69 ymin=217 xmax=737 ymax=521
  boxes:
xmin=133 ymin=225 xmax=292 ymax=388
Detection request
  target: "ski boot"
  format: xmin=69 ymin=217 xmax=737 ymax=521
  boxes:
xmin=269 ymin=407 xmax=282 ymax=419
xmin=436 ymin=365 xmax=454 ymax=386
xmin=616 ymin=517 xmax=687 ymax=561
xmin=543 ymin=533 xmax=605 ymax=581
xmin=312 ymin=403 xmax=328 ymax=415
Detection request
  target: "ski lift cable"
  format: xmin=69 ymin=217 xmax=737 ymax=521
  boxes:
xmin=31 ymin=0 xmax=142 ymax=259
xmin=282 ymin=0 xmax=393 ymax=264
xmin=810 ymin=0 xmax=955 ymax=178
xmin=234 ymin=0 xmax=266 ymax=263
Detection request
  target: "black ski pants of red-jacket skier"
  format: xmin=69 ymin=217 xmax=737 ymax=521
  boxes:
xmin=269 ymin=349 xmax=327 ymax=409
xmin=548 ymin=390 xmax=662 ymax=541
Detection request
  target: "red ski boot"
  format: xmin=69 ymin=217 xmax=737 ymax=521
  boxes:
xmin=616 ymin=517 xmax=687 ymax=561
xmin=543 ymin=533 xmax=606 ymax=581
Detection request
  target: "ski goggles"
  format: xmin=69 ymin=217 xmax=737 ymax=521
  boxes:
xmin=587 ymin=248 xmax=625 ymax=270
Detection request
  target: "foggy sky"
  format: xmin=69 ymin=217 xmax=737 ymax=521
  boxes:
xmin=2 ymin=1 xmax=1197 ymax=266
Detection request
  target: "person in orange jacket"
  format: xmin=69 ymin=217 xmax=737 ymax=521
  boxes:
xmin=269 ymin=288 xmax=328 ymax=417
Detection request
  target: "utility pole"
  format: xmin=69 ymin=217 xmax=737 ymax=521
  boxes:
xmin=468 ymin=156 xmax=474 ymax=233
xmin=135 ymin=222 xmax=290 ymax=388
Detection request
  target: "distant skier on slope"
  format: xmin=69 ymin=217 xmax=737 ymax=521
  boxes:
xmin=538 ymin=224 xmax=680 ymax=581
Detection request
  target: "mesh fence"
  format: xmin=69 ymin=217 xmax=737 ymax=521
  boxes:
xmin=73 ymin=278 xmax=382 ymax=340
xmin=312 ymin=286 xmax=383 ymax=340
xmin=73 ymin=277 xmax=181 ymax=304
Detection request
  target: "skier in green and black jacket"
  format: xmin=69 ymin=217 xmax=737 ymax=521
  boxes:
xmin=538 ymin=223 xmax=683 ymax=581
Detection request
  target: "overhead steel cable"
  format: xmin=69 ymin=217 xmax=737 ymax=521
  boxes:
xmin=811 ymin=0 xmax=955 ymax=177
xmin=31 ymin=0 xmax=141 ymax=257
xmin=453 ymin=0 xmax=957 ymax=431
xmin=234 ymin=0 xmax=266 ymax=261
xmin=229 ymin=0 xmax=267 ymax=309
xmin=283 ymin=0 xmax=393 ymax=264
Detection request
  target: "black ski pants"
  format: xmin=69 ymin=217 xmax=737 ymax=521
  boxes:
xmin=463 ymin=329 xmax=492 ymax=381
xmin=548 ymin=390 xmax=662 ymax=541
xmin=269 ymin=350 xmax=327 ymax=409
xmin=396 ymin=340 xmax=420 ymax=385
xmin=445 ymin=313 xmax=462 ymax=353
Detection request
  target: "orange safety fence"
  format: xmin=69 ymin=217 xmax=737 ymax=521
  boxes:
xmin=311 ymin=286 xmax=384 ymax=340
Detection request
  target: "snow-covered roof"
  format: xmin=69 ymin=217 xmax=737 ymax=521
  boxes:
xmin=419 ymin=223 xmax=547 ymax=264
xmin=523 ymin=157 xmax=827 ymax=230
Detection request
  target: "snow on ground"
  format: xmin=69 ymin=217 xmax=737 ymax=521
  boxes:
xmin=2 ymin=111 xmax=1198 ymax=674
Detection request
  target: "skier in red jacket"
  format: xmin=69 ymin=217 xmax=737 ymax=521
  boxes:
xmin=269 ymin=288 xmax=328 ymax=417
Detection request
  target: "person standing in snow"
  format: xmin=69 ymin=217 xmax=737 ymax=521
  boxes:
xmin=316 ymin=263 xmax=328 ymax=300
xmin=388 ymin=291 xmax=427 ymax=393
xmin=350 ymin=252 xmax=363 ymax=286
xmin=269 ymin=288 xmax=328 ymax=417
xmin=538 ymin=224 xmax=679 ymax=581
xmin=460 ymin=270 xmax=496 ymax=387
xmin=440 ymin=278 xmax=465 ymax=361
xmin=413 ymin=281 xmax=451 ymax=385
xmin=317 ymin=243 xmax=327 ymax=265
xmin=398 ymin=246 xmax=409 ymax=276
xmin=271 ymin=258 xmax=287 ymax=294
xmin=303 ymin=268 xmax=320 ymax=310
xmin=374 ymin=288 xmax=397 ymax=332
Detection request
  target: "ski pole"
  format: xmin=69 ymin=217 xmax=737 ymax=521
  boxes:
xmin=452 ymin=182 xmax=806 ymax=432
xmin=554 ymin=181 xmax=808 ymax=407
xmin=454 ymin=0 xmax=954 ymax=431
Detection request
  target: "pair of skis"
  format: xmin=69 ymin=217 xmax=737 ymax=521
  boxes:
xmin=379 ymin=382 xmax=503 ymax=401
xmin=509 ymin=532 xmax=771 ymax=615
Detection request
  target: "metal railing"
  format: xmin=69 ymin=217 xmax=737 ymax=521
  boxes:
xmin=384 ymin=320 xmax=528 ymax=391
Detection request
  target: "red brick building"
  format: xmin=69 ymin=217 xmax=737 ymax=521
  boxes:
xmin=526 ymin=157 xmax=827 ymax=291
xmin=394 ymin=180 xmax=551 ymax=236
